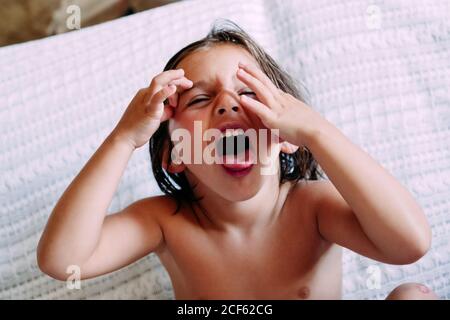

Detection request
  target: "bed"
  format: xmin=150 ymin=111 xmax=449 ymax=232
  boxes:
xmin=0 ymin=0 xmax=449 ymax=299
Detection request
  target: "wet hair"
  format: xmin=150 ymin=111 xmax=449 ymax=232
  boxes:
xmin=149 ymin=19 xmax=324 ymax=213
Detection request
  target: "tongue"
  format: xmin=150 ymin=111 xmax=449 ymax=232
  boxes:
xmin=221 ymin=149 xmax=253 ymax=168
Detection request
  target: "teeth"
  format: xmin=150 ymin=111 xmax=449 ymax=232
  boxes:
xmin=221 ymin=129 xmax=246 ymax=138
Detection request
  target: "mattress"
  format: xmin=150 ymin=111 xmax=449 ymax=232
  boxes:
xmin=0 ymin=0 xmax=449 ymax=299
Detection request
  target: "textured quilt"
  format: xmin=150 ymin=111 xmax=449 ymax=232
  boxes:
xmin=0 ymin=0 xmax=449 ymax=299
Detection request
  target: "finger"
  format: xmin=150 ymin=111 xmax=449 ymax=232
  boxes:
xmin=149 ymin=68 xmax=185 ymax=91
xmin=161 ymin=105 xmax=174 ymax=122
xmin=148 ymin=84 xmax=177 ymax=107
xmin=167 ymin=77 xmax=193 ymax=107
xmin=237 ymin=67 xmax=274 ymax=107
xmin=238 ymin=62 xmax=279 ymax=94
xmin=168 ymin=77 xmax=193 ymax=90
xmin=240 ymin=94 xmax=274 ymax=124
xmin=167 ymin=92 xmax=178 ymax=107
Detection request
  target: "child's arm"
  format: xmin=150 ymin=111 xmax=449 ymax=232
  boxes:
xmin=304 ymin=122 xmax=431 ymax=264
xmin=236 ymin=62 xmax=431 ymax=265
xmin=37 ymin=69 xmax=193 ymax=280
xmin=37 ymin=134 xmax=163 ymax=280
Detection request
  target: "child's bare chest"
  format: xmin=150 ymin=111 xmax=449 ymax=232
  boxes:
xmin=156 ymin=201 xmax=342 ymax=299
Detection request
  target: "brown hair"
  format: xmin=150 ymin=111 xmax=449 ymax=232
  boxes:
xmin=149 ymin=19 xmax=324 ymax=213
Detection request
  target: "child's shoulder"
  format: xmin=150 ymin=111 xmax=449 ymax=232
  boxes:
xmin=286 ymin=179 xmax=334 ymax=220
xmin=128 ymin=194 xmax=179 ymax=217
xmin=287 ymin=178 xmax=351 ymax=240
xmin=127 ymin=194 xmax=196 ymax=225
xmin=289 ymin=179 xmax=331 ymax=202
xmin=293 ymin=179 xmax=343 ymax=213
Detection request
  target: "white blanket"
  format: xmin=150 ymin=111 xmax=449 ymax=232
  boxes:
xmin=1 ymin=0 xmax=449 ymax=299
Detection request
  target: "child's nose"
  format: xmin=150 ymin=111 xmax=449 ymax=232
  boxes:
xmin=217 ymin=105 xmax=240 ymax=115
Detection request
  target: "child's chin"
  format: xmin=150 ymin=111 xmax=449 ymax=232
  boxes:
xmin=219 ymin=187 xmax=260 ymax=202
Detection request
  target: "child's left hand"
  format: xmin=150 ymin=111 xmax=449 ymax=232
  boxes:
xmin=236 ymin=61 xmax=325 ymax=147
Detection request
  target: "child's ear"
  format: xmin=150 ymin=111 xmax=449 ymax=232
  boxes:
xmin=280 ymin=141 xmax=299 ymax=154
xmin=161 ymin=139 xmax=186 ymax=173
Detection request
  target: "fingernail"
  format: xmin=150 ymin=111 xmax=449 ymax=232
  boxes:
xmin=238 ymin=62 xmax=246 ymax=68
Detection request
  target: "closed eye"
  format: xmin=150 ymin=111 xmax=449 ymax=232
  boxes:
xmin=188 ymin=96 xmax=209 ymax=106
xmin=187 ymin=92 xmax=256 ymax=106
xmin=240 ymin=91 xmax=257 ymax=100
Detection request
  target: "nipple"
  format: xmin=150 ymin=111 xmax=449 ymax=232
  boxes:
xmin=297 ymin=286 xmax=310 ymax=299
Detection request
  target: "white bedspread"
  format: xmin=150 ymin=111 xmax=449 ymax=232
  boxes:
xmin=1 ymin=0 xmax=449 ymax=299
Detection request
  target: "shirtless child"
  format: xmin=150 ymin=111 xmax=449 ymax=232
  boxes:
xmin=37 ymin=22 xmax=438 ymax=300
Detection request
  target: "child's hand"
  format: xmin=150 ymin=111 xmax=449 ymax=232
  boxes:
xmin=112 ymin=69 xmax=193 ymax=149
xmin=236 ymin=62 xmax=324 ymax=147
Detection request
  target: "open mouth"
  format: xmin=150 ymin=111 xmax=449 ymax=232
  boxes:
xmin=216 ymin=129 xmax=254 ymax=177
xmin=216 ymin=129 xmax=251 ymax=158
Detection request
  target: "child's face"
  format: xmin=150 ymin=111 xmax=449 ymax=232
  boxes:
xmin=167 ymin=44 xmax=281 ymax=202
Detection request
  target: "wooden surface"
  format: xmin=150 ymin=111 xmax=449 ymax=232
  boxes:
xmin=0 ymin=0 xmax=180 ymax=47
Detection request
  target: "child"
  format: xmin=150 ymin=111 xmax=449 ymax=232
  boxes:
xmin=37 ymin=21 xmax=438 ymax=300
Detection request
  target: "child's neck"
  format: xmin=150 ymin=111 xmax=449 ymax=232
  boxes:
xmin=190 ymin=174 xmax=290 ymax=234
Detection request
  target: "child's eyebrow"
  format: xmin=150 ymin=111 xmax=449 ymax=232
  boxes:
xmin=179 ymin=80 xmax=209 ymax=98
xmin=179 ymin=74 xmax=242 ymax=100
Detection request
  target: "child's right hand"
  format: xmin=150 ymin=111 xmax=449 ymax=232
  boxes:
xmin=112 ymin=69 xmax=193 ymax=149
